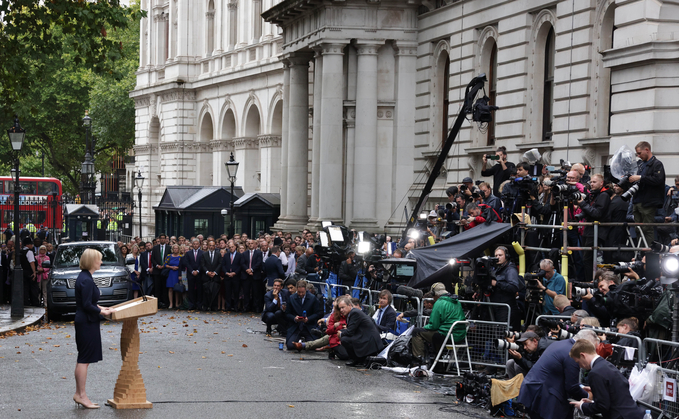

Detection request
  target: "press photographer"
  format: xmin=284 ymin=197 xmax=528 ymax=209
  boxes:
xmin=500 ymin=163 xmax=536 ymax=217
xmin=479 ymin=181 xmax=502 ymax=214
xmin=506 ymin=331 xmax=547 ymax=379
xmin=628 ymin=141 xmax=666 ymax=247
xmin=530 ymin=259 xmax=566 ymax=315
xmin=579 ymin=271 xmax=618 ymax=326
xmin=576 ymin=173 xmax=611 ymax=282
xmin=482 ymin=146 xmax=515 ymax=197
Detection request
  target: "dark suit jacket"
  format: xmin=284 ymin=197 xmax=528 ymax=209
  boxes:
xmin=341 ymin=307 xmax=384 ymax=358
xmin=152 ymin=244 xmax=170 ymax=271
xmin=264 ymin=289 xmax=291 ymax=313
xmin=581 ymin=357 xmax=645 ymax=419
xmin=374 ymin=305 xmax=397 ymax=333
xmin=222 ymin=251 xmax=243 ymax=280
xmin=517 ymin=339 xmax=588 ymax=419
xmin=263 ymin=255 xmax=285 ymax=287
xmin=241 ymin=249 xmax=263 ymax=280
xmin=139 ymin=251 xmax=152 ymax=281
xmin=285 ymin=292 xmax=320 ymax=334
xmin=182 ymin=249 xmax=203 ymax=280
xmin=74 ymin=270 xmax=101 ymax=323
xmin=200 ymin=250 xmax=222 ymax=283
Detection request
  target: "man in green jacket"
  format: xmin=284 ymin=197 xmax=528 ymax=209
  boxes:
xmin=411 ymin=282 xmax=466 ymax=361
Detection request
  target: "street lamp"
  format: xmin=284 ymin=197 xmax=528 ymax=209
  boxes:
xmin=81 ymin=111 xmax=94 ymax=205
xmin=7 ymin=115 xmax=26 ymax=318
xmin=135 ymin=170 xmax=145 ymax=239
xmin=225 ymin=152 xmax=239 ymax=238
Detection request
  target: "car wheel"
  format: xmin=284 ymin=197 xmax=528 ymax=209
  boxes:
xmin=47 ymin=307 xmax=61 ymax=322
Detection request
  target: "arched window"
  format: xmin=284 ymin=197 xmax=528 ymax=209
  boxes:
xmin=487 ymin=42 xmax=498 ymax=145
xmin=601 ymin=4 xmax=616 ymax=136
xmin=434 ymin=51 xmax=450 ymax=146
xmin=542 ymin=28 xmax=555 ymax=141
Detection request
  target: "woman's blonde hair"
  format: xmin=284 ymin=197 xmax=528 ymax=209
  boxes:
xmin=80 ymin=248 xmax=103 ymax=271
xmin=38 ymin=245 xmax=47 ymax=254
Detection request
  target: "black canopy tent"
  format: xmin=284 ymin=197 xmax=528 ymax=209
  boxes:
xmin=407 ymin=223 xmax=512 ymax=290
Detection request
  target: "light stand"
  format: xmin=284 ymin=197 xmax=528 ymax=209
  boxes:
xmin=225 ymin=152 xmax=239 ymax=238
xmin=8 ymin=115 xmax=25 ymax=317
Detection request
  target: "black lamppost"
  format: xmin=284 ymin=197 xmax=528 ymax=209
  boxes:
xmin=135 ymin=170 xmax=145 ymax=239
xmin=8 ymin=115 xmax=26 ymax=318
xmin=225 ymin=152 xmax=239 ymax=238
xmin=81 ymin=111 xmax=94 ymax=205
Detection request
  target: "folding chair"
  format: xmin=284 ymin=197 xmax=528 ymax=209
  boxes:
xmin=430 ymin=320 xmax=472 ymax=376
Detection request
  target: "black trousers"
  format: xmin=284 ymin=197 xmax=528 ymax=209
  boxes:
xmin=240 ymin=276 xmax=254 ymax=311
xmin=187 ymin=274 xmax=202 ymax=309
xmin=253 ymin=279 xmax=265 ymax=313
xmin=23 ymin=276 xmax=39 ymax=306
xmin=153 ymin=274 xmax=169 ymax=306
xmin=262 ymin=309 xmax=286 ymax=329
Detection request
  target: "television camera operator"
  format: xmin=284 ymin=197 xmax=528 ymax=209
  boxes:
xmin=532 ymin=259 xmax=566 ymax=315
xmin=338 ymin=249 xmax=359 ymax=293
xmin=490 ymin=246 xmax=522 ymax=329
xmin=576 ymin=173 xmax=611 ymax=282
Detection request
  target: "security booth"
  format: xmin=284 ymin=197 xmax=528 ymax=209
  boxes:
xmin=233 ymin=193 xmax=280 ymax=237
xmin=154 ymin=186 xmax=244 ymax=238
xmin=63 ymin=204 xmax=99 ymax=242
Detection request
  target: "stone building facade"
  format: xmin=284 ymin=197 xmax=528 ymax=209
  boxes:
xmin=132 ymin=0 xmax=679 ymax=236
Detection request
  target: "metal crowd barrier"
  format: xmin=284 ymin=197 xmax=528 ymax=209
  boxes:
xmin=458 ymin=301 xmax=511 ymax=369
xmin=588 ymin=327 xmax=645 ymax=364
xmin=534 ymin=314 xmax=572 ymax=325
xmin=642 ymin=338 xmax=679 ymax=418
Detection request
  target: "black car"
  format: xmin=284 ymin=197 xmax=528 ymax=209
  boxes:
xmin=45 ymin=241 xmax=131 ymax=319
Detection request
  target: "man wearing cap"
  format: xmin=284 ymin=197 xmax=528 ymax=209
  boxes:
xmin=411 ymin=282 xmax=466 ymax=363
xmin=506 ymin=331 xmax=546 ymax=378
xmin=458 ymin=177 xmax=480 ymax=200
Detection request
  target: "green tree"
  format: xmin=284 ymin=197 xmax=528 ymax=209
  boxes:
xmin=0 ymin=1 xmax=143 ymax=194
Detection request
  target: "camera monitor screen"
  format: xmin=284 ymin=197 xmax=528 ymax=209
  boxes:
xmin=395 ymin=265 xmax=415 ymax=277
xmin=327 ymin=226 xmax=344 ymax=243
xmin=318 ymin=231 xmax=329 ymax=247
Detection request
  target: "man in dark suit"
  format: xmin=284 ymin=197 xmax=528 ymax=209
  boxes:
xmin=263 ymin=245 xmax=285 ymax=288
xmin=241 ymin=239 xmax=263 ymax=312
xmin=181 ymin=238 xmax=203 ymax=310
xmin=336 ymin=295 xmax=384 ymax=366
xmin=221 ymin=241 xmax=242 ymax=311
xmin=570 ymin=339 xmax=645 ymax=419
xmin=138 ymin=241 xmax=154 ymax=297
xmin=373 ymin=289 xmax=397 ymax=333
xmin=151 ymin=234 xmax=169 ymax=307
xmin=284 ymin=279 xmax=321 ymax=350
xmin=262 ymin=278 xmax=290 ymax=336
xmin=518 ymin=335 xmax=589 ymax=419
xmin=200 ymin=240 xmax=222 ymax=311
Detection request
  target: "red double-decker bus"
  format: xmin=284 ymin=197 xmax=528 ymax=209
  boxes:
xmin=0 ymin=176 xmax=63 ymax=229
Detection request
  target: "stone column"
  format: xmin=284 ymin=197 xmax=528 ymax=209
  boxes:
xmin=276 ymin=62 xmax=290 ymax=225
xmin=214 ymin=0 xmax=223 ymax=54
xmin=175 ymin=0 xmax=188 ymax=59
xmin=286 ymin=53 xmax=313 ymax=228
xmin=391 ymin=42 xmax=417 ymax=224
xmin=344 ymin=105 xmax=356 ymax=225
xmin=227 ymin=0 xmax=237 ymax=51
xmin=259 ymin=135 xmax=282 ymax=192
xmin=351 ymin=42 xmax=381 ymax=230
xmin=252 ymin=0 xmax=262 ymax=42
xmin=308 ymin=50 xmax=323 ymax=226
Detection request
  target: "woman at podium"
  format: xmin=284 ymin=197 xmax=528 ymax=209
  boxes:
xmin=74 ymin=248 xmax=114 ymax=409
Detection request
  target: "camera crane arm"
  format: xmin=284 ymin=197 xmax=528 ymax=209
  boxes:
xmin=402 ymin=74 xmax=489 ymax=242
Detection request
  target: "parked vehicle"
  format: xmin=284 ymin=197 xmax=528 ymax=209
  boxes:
xmin=44 ymin=241 xmax=130 ymax=319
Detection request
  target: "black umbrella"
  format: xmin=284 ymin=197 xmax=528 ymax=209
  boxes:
xmin=407 ymin=223 xmax=512 ymax=289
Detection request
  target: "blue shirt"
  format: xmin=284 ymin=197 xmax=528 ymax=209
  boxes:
xmin=542 ymin=272 xmax=566 ymax=315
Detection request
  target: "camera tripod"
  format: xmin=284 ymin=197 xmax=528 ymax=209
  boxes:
xmin=524 ymin=299 xmax=542 ymax=326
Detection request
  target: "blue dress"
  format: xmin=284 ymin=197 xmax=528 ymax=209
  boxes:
xmin=129 ymin=256 xmax=140 ymax=291
xmin=165 ymin=254 xmax=181 ymax=288
xmin=74 ymin=270 xmax=103 ymax=364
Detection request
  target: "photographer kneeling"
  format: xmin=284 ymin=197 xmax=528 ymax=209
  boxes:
xmin=533 ymin=259 xmax=566 ymax=315
xmin=506 ymin=331 xmax=546 ymax=379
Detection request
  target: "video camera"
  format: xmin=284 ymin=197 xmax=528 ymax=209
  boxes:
xmin=316 ymin=224 xmax=354 ymax=268
xmin=471 ymin=256 xmax=499 ymax=293
xmin=543 ymin=176 xmax=587 ymax=203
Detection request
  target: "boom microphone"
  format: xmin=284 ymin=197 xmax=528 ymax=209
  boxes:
xmin=396 ymin=285 xmax=424 ymax=299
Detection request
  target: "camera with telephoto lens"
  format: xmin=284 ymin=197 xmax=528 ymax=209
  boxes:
xmin=612 ymin=261 xmax=644 ymax=275
xmin=550 ymin=328 xmax=574 ymax=340
xmin=571 ymin=281 xmax=597 ymax=298
xmin=459 ymin=184 xmax=468 ymax=192
xmin=650 ymin=241 xmax=672 ymax=254
xmin=504 ymin=330 xmax=521 ymax=339
xmin=495 ymin=340 xmax=520 ymax=351
xmin=617 ymin=175 xmax=640 ymax=202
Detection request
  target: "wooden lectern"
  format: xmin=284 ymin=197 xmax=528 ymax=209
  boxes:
xmin=106 ymin=296 xmax=158 ymax=409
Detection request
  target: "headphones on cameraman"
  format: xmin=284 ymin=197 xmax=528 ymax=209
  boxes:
xmin=495 ymin=246 xmax=509 ymax=258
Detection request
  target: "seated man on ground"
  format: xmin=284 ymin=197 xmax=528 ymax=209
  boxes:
xmin=284 ymin=280 xmax=321 ymax=350
xmin=262 ymin=279 xmax=290 ymax=336
xmin=373 ymin=289 xmax=397 ymax=334
xmin=293 ymin=300 xmax=346 ymax=358
xmin=336 ymin=295 xmax=384 ymax=366
xmin=411 ymin=283 xmax=466 ymax=364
